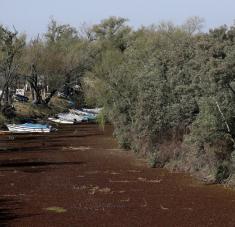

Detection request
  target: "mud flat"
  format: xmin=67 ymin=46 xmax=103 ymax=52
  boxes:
xmin=0 ymin=123 xmax=235 ymax=227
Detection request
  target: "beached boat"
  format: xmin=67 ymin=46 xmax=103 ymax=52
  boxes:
xmin=48 ymin=117 xmax=74 ymax=124
xmin=57 ymin=113 xmax=85 ymax=122
xmin=82 ymin=108 xmax=102 ymax=115
xmin=70 ymin=109 xmax=97 ymax=121
xmin=48 ymin=112 xmax=88 ymax=124
xmin=6 ymin=123 xmax=51 ymax=133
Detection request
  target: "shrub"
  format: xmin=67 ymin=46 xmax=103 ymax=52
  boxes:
xmin=85 ymin=21 xmax=235 ymax=185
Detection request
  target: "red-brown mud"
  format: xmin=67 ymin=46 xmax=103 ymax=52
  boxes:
xmin=0 ymin=124 xmax=235 ymax=227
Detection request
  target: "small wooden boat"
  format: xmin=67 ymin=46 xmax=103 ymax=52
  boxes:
xmin=6 ymin=123 xmax=51 ymax=133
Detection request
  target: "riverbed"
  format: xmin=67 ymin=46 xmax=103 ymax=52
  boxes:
xmin=0 ymin=123 xmax=235 ymax=226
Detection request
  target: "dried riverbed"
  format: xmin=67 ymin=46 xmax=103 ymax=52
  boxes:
xmin=0 ymin=124 xmax=235 ymax=226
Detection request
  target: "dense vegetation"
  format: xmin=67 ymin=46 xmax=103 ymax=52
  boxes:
xmin=0 ymin=17 xmax=235 ymax=185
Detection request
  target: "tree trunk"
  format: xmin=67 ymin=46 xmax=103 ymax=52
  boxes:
xmin=31 ymin=87 xmax=35 ymax=101
xmin=35 ymin=89 xmax=43 ymax=104
xmin=44 ymin=89 xmax=57 ymax=105
xmin=4 ymin=86 xmax=9 ymax=106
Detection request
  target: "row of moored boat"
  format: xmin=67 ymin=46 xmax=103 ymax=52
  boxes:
xmin=5 ymin=108 xmax=102 ymax=133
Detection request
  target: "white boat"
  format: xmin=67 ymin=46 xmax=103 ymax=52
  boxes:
xmin=48 ymin=111 xmax=91 ymax=125
xmin=6 ymin=123 xmax=51 ymax=133
xmin=48 ymin=117 xmax=74 ymax=124
xmin=57 ymin=113 xmax=85 ymax=122
xmin=70 ymin=109 xmax=96 ymax=121
xmin=82 ymin=108 xmax=102 ymax=115
xmin=70 ymin=109 xmax=88 ymax=116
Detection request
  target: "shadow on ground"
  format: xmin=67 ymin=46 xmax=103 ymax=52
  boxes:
xmin=0 ymin=160 xmax=85 ymax=173
xmin=0 ymin=198 xmax=39 ymax=227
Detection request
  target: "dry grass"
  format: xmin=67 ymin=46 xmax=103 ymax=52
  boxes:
xmin=0 ymin=97 xmax=71 ymax=127
xmin=14 ymin=97 xmax=70 ymax=119
xmin=0 ymin=113 xmax=6 ymax=128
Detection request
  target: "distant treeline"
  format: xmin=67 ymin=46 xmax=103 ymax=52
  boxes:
xmin=0 ymin=16 xmax=235 ymax=184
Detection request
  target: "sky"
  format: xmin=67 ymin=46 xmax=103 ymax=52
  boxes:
xmin=0 ymin=0 xmax=234 ymax=38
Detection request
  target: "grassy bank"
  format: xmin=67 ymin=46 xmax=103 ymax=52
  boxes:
xmin=0 ymin=97 xmax=71 ymax=128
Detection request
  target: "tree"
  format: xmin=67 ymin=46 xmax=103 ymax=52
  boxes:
xmin=0 ymin=26 xmax=25 ymax=111
xmin=182 ymin=16 xmax=205 ymax=35
xmin=84 ymin=18 xmax=235 ymax=183
xmin=23 ymin=37 xmax=58 ymax=105
xmin=92 ymin=16 xmax=132 ymax=52
xmin=43 ymin=19 xmax=96 ymax=106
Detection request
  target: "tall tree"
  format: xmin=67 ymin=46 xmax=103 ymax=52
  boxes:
xmin=0 ymin=26 xmax=25 ymax=111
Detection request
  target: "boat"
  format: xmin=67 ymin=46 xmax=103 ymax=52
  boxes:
xmin=48 ymin=112 xmax=87 ymax=124
xmin=69 ymin=109 xmax=97 ymax=121
xmin=6 ymin=123 xmax=52 ymax=133
xmin=82 ymin=108 xmax=102 ymax=115
xmin=48 ymin=117 xmax=74 ymax=124
xmin=14 ymin=94 xmax=29 ymax=102
xmin=57 ymin=113 xmax=85 ymax=122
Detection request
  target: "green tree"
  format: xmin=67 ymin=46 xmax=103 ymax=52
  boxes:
xmin=0 ymin=26 xmax=25 ymax=111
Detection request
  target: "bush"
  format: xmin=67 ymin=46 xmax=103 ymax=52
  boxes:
xmin=85 ymin=22 xmax=235 ymax=185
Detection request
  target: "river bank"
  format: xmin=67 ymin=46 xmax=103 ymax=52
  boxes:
xmin=0 ymin=97 xmax=71 ymax=129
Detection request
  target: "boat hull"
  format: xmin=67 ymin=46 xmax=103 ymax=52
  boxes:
xmin=70 ymin=109 xmax=97 ymax=121
xmin=48 ymin=118 xmax=75 ymax=124
xmin=6 ymin=124 xmax=51 ymax=133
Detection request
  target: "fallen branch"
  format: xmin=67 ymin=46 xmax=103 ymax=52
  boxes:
xmin=216 ymin=101 xmax=230 ymax=133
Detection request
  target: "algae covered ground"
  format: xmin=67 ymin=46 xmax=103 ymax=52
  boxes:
xmin=0 ymin=124 xmax=235 ymax=226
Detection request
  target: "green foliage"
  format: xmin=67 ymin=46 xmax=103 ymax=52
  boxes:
xmin=0 ymin=26 xmax=26 ymax=109
xmin=148 ymin=152 xmax=158 ymax=168
xmin=188 ymin=98 xmax=226 ymax=144
xmin=96 ymin=110 xmax=106 ymax=131
xmin=216 ymin=162 xmax=230 ymax=183
xmin=92 ymin=16 xmax=132 ymax=51
xmin=84 ymin=18 xmax=235 ymax=184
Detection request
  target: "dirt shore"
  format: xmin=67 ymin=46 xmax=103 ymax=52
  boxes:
xmin=0 ymin=124 xmax=235 ymax=227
